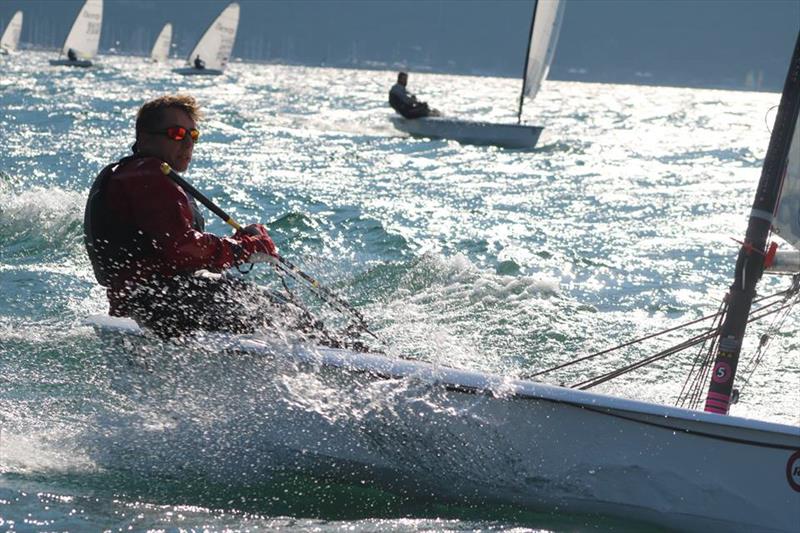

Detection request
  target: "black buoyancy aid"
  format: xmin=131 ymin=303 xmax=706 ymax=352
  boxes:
xmin=388 ymin=90 xmax=406 ymax=114
xmin=83 ymin=156 xmax=205 ymax=287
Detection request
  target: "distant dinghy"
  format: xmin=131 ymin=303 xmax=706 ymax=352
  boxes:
xmin=390 ymin=116 xmax=543 ymax=149
xmin=173 ymin=2 xmax=239 ymax=76
xmin=48 ymin=0 xmax=103 ymax=68
xmin=149 ymin=22 xmax=172 ymax=63
xmin=0 ymin=10 xmax=23 ymax=55
xmin=391 ymin=0 xmax=565 ymax=149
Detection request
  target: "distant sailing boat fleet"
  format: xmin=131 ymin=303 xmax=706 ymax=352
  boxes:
xmin=0 ymin=0 xmax=239 ymax=76
xmin=1 ymin=0 xmax=564 ymax=149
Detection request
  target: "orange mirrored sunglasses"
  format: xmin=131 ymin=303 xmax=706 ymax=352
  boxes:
xmin=151 ymin=125 xmax=200 ymax=142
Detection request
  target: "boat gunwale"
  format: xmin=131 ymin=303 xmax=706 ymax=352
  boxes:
xmin=87 ymin=314 xmax=800 ymax=446
xmin=305 ymin=343 xmax=800 ymax=447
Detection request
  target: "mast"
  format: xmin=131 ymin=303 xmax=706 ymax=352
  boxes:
xmin=704 ymin=31 xmax=800 ymax=415
xmin=517 ymin=1 xmax=538 ymax=124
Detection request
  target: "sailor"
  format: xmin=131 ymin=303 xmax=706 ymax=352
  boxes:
xmin=67 ymin=48 xmax=77 ymax=61
xmin=83 ymin=94 xmax=280 ymax=337
xmin=389 ymin=72 xmax=437 ymax=119
xmin=194 ymin=55 xmax=206 ymax=69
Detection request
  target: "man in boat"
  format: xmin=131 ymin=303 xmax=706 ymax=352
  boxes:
xmin=389 ymin=72 xmax=438 ymax=119
xmin=193 ymin=55 xmax=205 ymax=69
xmin=83 ymin=94 xmax=284 ymax=338
xmin=67 ymin=48 xmax=77 ymax=62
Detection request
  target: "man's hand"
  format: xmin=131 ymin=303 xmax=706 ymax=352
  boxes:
xmin=235 ymin=223 xmax=278 ymax=257
xmin=238 ymin=223 xmax=267 ymax=237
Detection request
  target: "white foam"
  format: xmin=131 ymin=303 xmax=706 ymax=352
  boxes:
xmin=0 ymin=429 xmax=96 ymax=474
xmin=0 ymin=185 xmax=84 ymax=229
xmin=369 ymin=252 xmax=561 ymax=371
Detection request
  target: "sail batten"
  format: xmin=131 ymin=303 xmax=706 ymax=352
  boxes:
xmin=185 ymin=3 xmax=239 ymax=72
xmin=61 ymin=0 xmax=102 ymax=59
xmin=0 ymin=10 xmax=23 ymax=52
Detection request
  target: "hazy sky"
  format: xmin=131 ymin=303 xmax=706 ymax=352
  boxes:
xmin=1 ymin=0 xmax=798 ymax=90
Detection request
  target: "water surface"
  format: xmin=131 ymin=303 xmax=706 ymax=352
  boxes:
xmin=0 ymin=51 xmax=797 ymax=531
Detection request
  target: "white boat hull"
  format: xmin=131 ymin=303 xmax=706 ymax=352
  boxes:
xmin=49 ymin=58 xmax=93 ymax=68
xmin=172 ymin=67 xmax=224 ymax=76
xmin=87 ymin=315 xmax=800 ymax=532
xmin=390 ymin=116 xmax=543 ymax=149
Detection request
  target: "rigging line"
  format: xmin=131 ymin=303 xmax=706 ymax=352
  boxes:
xmin=683 ymin=322 xmax=723 ymax=409
xmin=687 ymin=318 xmax=722 ymax=409
xmin=739 ymin=275 xmax=800 ymax=386
xmin=280 ymin=261 xmax=377 ymax=339
xmin=521 ymin=286 xmax=793 ymax=380
xmin=686 ymin=336 xmax=719 ymax=410
xmin=739 ymin=316 xmax=779 ymax=380
xmin=677 ymin=299 xmax=727 ymax=406
xmin=691 ymin=311 xmax=723 ymax=399
xmin=751 ymin=286 xmax=795 ymax=305
xmin=738 ymin=292 xmax=799 ymax=395
xmin=747 ymin=298 xmax=798 ymax=324
xmin=273 ymin=260 xmax=383 ymax=343
xmin=678 ymin=299 xmax=725 ymax=395
xmin=573 ymin=300 xmax=796 ymax=391
xmin=272 ymin=267 xmax=338 ymax=335
xmin=679 ymin=285 xmax=796 ymax=407
xmin=278 ymin=271 xmax=298 ymax=303
xmin=570 ymin=329 xmax=716 ymax=388
xmin=521 ymin=312 xmax=723 ymax=379
xmin=575 ymin=329 xmax=719 ymax=390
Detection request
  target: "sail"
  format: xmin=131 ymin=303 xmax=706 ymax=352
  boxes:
xmin=772 ymin=108 xmax=800 ymax=250
xmin=61 ymin=0 xmax=103 ymax=59
xmin=185 ymin=3 xmax=240 ymax=71
xmin=522 ymin=0 xmax=566 ymax=101
xmin=150 ymin=23 xmax=172 ymax=62
xmin=0 ymin=10 xmax=23 ymax=52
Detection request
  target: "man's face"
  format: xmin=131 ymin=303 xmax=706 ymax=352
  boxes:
xmin=138 ymin=107 xmax=197 ymax=172
xmin=398 ymin=74 xmax=407 ymax=86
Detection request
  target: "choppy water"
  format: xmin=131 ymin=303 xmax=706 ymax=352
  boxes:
xmin=0 ymin=51 xmax=798 ymax=531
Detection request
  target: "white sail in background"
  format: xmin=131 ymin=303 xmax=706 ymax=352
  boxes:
xmin=522 ymin=0 xmax=566 ymax=101
xmin=185 ymin=2 xmax=239 ymax=71
xmin=0 ymin=10 xmax=23 ymax=52
xmin=61 ymin=0 xmax=103 ymax=59
xmin=150 ymin=23 xmax=172 ymax=62
xmin=772 ymin=111 xmax=800 ymax=250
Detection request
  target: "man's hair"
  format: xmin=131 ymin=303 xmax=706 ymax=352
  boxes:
xmin=134 ymin=94 xmax=202 ymax=142
xmin=397 ymin=72 xmax=408 ymax=81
